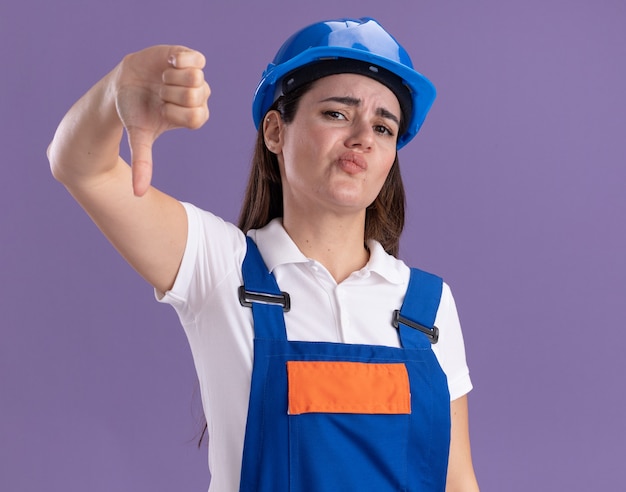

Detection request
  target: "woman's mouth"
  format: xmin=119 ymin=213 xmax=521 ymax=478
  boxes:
xmin=337 ymin=152 xmax=367 ymax=174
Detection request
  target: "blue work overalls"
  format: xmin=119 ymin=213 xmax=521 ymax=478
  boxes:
xmin=238 ymin=237 xmax=451 ymax=491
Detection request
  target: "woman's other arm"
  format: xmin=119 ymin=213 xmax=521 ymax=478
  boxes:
xmin=446 ymin=395 xmax=480 ymax=491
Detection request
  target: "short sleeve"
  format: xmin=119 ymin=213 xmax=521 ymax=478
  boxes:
xmin=432 ymin=283 xmax=473 ymax=400
xmin=156 ymin=202 xmax=246 ymax=321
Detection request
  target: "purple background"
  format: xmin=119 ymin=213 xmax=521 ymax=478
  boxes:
xmin=2 ymin=0 xmax=624 ymax=490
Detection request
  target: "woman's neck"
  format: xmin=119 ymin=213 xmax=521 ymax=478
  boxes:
xmin=282 ymin=210 xmax=370 ymax=284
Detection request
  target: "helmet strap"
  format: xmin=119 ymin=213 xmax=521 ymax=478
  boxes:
xmin=279 ymin=58 xmax=412 ymax=128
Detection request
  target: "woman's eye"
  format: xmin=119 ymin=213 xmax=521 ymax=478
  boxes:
xmin=374 ymin=125 xmax=394 ymax=136
xmin=324 ymin=110 xmax=346 ymax=120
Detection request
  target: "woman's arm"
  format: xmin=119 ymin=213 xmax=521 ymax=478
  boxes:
xmin=47 ymin=46 xmax=210 ymax=293
xmin=446 ymin=395 xmax=480 ymax=491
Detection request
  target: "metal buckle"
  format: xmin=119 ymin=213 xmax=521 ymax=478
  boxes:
xmin=238 ymin=286 xmax=291 ymax=312
xmin=392 ymin=310 xmax=439 ymax=344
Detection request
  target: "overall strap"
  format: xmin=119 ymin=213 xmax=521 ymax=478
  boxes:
xmin=239 ymin=236 xmax=289 ymax=340
xmin=393 ymin=268 xmax=443 ymax=349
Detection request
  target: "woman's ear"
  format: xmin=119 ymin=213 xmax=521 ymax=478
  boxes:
xmin=263 ymin=110 xmax=283 ymax=154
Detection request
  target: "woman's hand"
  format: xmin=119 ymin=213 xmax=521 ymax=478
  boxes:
xmin=114 ymin=45 xmax=210 ymax=196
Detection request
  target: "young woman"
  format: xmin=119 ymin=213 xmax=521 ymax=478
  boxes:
xmin=48 ymin=17 xmax=479 ymax=492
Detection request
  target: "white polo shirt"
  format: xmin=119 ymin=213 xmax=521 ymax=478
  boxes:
xmin=159 ymin=202 xmax=472 ymax=492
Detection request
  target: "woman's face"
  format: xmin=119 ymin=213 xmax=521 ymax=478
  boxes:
xmin=269 ymin=73 xmax=400 ymax=219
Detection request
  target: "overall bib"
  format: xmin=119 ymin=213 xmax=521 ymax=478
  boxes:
xmin=238 ymin=237 xmax=450 ymax=491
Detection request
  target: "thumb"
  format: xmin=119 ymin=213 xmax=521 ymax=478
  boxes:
xmin=127 ymin=127 xmax=154 ymax=197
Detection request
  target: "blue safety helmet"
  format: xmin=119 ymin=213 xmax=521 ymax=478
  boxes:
xmin=252 ymin=17 xmax=436 ymax=149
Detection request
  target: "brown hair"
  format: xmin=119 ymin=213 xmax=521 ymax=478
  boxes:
xmin=237 ymin=80 xmax=407 ymax=257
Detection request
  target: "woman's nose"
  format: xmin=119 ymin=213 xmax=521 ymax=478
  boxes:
xmin=344 ymin=119 xmax=374 ymax=150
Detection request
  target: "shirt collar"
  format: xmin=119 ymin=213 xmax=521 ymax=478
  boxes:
xmin=364 ymin=239 xmax=405 ymax=285
xmin=249 ymin=218 xmax=309 ymax=272
xmin=249 ymin=218 xmax=405 ymax=285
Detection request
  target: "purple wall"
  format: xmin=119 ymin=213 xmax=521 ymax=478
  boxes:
xmin=2 ymin=0 xmax=624 ymax=490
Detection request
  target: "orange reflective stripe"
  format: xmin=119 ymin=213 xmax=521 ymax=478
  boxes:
xmin=287 ymin=361 xmax=411 ymax=415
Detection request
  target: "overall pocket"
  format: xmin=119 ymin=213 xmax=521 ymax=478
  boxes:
xmin=287 ymin=361 xmax=411 ymax=492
